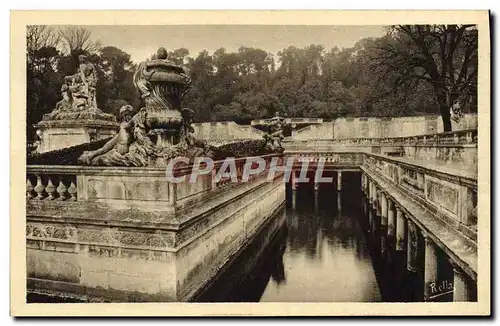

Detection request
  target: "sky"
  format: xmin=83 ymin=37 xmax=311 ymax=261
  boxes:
xmin=80 ymin=25 xmax=386 ymax=63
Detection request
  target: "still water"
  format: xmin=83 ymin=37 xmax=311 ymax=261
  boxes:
xmin=202 ymin=172 xmax=389 ymax=302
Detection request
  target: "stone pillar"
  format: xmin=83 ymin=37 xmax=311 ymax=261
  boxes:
xmin=314 ymin=181 xmax=319 ymax=191
xmin=368 ymin=203 xmax=373 ymax=233
xmin=379 ymin=192 xmax=388 ymax=258
xmin=380 ymin=193 xmax=388 ymax=226
xmin=388 ymin=200 xmax=395 ymax=237
xmin=368 ymin=178 xmax=373 ymax=204
xmin=337 ymin=171 xmax=342 ymax=191
xmin=337 ymin=192 xmax=342 ymax=213
xmin=291 ymin=171 xmax=297 ymax=191
xmin=386 ymin=199 xmax=396 ymax=263
xmin=424 ymin=234 xmax=438 ymax=301
xmin=396 ymin=207 xmax=406 ymax=252
xmin=452 ymin=263 xmax=471 ymax=302
xmin=407 ymin=219 xmax=419 ymax=273
xmin=292 ymin=189 xmax=297 ymax=210
xmin=373 ymin=186 xmax=379 ymax=213
xmin=314 ymin=191 xmax=319 ymax=213
xmin=361 ymin=173 xmax=365 ymax=194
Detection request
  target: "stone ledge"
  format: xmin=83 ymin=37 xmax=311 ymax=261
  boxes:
xmin=35 ymin=119 xmax=119 ymax=129
xmin=27 ymin=277 xmax=175 ymax=303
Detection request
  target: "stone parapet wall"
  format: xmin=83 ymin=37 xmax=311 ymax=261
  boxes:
xmin=192 ymin=121 xmax=264 ymax=140
xmin=290 ymin=114 xmax=478 ymax=140
xmin=26 ymin=155 xmax=285 ymax=302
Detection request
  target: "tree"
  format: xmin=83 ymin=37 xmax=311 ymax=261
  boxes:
xmin=58 ymin=26 xmax=102 ymax=55
xmin=99 ymin=46 xmax=139 ymax=114
xmin=371 ymin=25 xmax=478 ymax=131
xmin=26 ymin=26 xmax=62 ymax=141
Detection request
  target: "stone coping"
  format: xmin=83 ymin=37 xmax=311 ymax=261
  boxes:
xmin=27 ymin=154 xmax=283 ymax=177
xmin=285 ymin=128 xmax=477 ymax=143
xmin=35 ymin=119 xmax=119 ymax=129
xmin=363 ymin=165 xmax=477 ymax=281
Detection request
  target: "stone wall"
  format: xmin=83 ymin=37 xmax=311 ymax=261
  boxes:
xmin=291 ymin=114 xmax=477 ymax=140
xmin=26 ymin=156 xmax=286 ymax=302
xmin=192 ymin=121 xmax=264 ymax=140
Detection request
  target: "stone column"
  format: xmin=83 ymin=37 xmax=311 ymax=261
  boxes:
xmin=292 ymin=189 xmax=297 ymax=210
xmin=451 ymin=262 xmax=471 ymax=302
xmin=380 ymin=193 xmax=388 ymax=226
xmin=423 ymin=234 xmax=438 ymax=301
xmin=361 ymin=173 xmax=365 ymax=194
xmin=314 ymin=181 xmax=319 ymax=191
xmin=337 ymin=171 xmax=342 ymax=191
xmin=379 ymin=193 xmax=388 ymax=258
xmin=314 ymin=191 xmax=319 ymax=213
xmin=386 ymin=199 xmax=396 ymax=263
xmin=372 ymin=184 xmax=377 ymax=210
xmin=407 ymin=219 xmax=419 ymax=273
xmin=388 ymin=200 xmax=396 ymax=237
xmin=291 ymin=170 xmax=297 ymax=191
xmin=396 ymin=207 xmax=406 ymax=252
xmin=337 ymin=191 xmax=342 ymax=213
xmin=368 ymin=202 xmax=373 ymax=233
xmin=368 ymin=178 xmax=373 ymax=204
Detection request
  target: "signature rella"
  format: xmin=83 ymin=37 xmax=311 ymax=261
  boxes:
xmin=165 ymin=156 xmax=334 ymax=184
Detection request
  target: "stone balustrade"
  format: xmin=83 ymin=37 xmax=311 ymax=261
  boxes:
xmin=27 ymin=167 xmax=79 ymax=201
xmin=361 ymin=152 xmax=477 ymax=291
xmin=284 ymin=129 xmax=477 ymax=148
xmin=205 ymin=139 xmax=257 ymax=147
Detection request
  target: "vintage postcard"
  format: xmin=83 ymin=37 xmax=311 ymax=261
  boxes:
xmin=10 ymin=10 xmax=490 ymax=316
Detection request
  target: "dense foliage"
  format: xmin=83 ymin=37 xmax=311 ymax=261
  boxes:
xmin=27 ymin=25 xmax=478 ymax=141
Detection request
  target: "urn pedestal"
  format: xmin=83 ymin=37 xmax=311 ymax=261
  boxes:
xmin=34 ymin=120 xmax=119 ymax=153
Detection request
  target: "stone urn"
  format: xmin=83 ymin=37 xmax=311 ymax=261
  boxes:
xmin=133 ymin=47 xmax=191 ymax=147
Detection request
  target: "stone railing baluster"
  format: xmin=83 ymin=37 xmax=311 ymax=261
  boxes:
xmin=45 ymin=176 xmax=57 ymax=200
xmin=68 ymin=180 xmax=77 ymax=201
xmin=56 ymin=178 xmax=68 ymax=201
xmin=34 ymin=175 xmax=45 ymax=200
xmin=26 ymin=177 xmax=35 ymax=199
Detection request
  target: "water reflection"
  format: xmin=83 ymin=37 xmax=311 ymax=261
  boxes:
xmin=215 ymin=173 xmax=383 ymax=303
xmin=257 ymin=183 xmax=381 ymax=302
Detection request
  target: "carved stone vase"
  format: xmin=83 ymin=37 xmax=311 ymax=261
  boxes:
xmin=133 ymin=51 xmax=191 ymax=149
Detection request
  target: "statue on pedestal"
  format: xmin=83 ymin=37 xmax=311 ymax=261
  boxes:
xmin=42 ymin=54 xmax=115 ymax=122
xmin=79 ymin=47 xmax=211 ymax=167
xmin=263 ymin=112 xmax=287 ymax=153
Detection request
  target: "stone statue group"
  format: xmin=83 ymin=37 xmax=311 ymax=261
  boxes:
xmin=43 ymin=55 xmax=114 ymax=122
xmin=42 ymin=47 xmax=285 ymax=167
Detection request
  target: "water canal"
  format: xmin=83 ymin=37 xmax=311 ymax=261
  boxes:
xmin=200 ymin=171 xmax=429 ymax=303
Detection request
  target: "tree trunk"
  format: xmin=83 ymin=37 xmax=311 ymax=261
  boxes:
xmin=439 ymin=102 xmax=452 ymax=132
xmin=435 ymin=87 xmax=453 ymax=132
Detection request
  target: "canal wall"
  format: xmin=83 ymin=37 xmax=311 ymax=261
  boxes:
xmin=192 ymin=121 xmax=264 ymax=141
xmin=291 ymin=114 xmax=477 ymax=140
xmin=26 ymin=155 xmax=285 ymax=302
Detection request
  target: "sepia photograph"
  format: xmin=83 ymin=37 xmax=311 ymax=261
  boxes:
xmin=10 ymin=10 xmax=490 ymax=316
